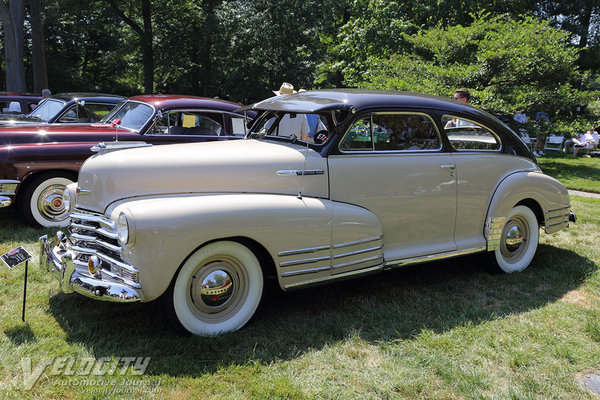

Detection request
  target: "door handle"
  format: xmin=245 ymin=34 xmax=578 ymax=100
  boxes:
xmin=440 ymin=163 xmax=456 ymax=176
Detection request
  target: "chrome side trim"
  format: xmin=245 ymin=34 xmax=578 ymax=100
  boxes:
xmin=546 ymin=213 xmax=570 ymax=221
xmin=284 ymin=264 xmax=384 ymax=290
xmin=333 ymin=245 xmax=382 ymax=259
xmin=545 ymin=205 xmax=571 ymax=214
xmin=485 ymin=217 xmax=506 ymax=251
xmin=332 ymin=235 xmax=383 ymax=249
xmin=278 ymin=245 xmax=331 ymax=257
xmin=384 ymin=246 xmax=487 ymax=269
xmin=281 ymin=266 xmax=331 ymax=277
xmin=277 ymin=169 xmax=325 ymax=176
xmin=333 ymin=254 xmax=383 ymax=270
xmin=0 ymin=180 xmax=19 ymax=196
xmin=546 ymin=220 xmax=569 ymax=229
xmin=280 ymin=255 xmax=330 ymax=267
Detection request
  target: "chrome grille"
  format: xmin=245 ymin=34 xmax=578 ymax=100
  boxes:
xmin=68 ymin=208 xmax=139 ymax=285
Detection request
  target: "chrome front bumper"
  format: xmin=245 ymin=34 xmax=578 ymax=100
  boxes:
xmin=39 ymin=234 xmax=143 ymax=303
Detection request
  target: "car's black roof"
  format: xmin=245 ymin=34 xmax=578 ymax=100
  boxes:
xmin=49 ymin=93 xmax=125 ymax=103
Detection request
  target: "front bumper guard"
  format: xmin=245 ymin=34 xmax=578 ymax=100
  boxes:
xmin=39 ymin=234 xmax=143 ymax=303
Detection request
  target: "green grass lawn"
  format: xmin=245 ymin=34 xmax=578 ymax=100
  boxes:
xmin=0 ymin=194 xmax=599 ymax=399
xmin=537 ymin=151 xmax=600 ymax=193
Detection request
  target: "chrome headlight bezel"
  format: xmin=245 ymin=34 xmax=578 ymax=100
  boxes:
xmin=116 ymin=212 xmax=130 ymax=245
xmin=63 ymin=183 xmax=77 ymax=214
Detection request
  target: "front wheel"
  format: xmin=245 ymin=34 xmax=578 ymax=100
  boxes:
xmin=169 ymin=241 xmax=264 ymax=336
xmin=19 ymin=173 xmax=74 ymax=228
xmin=489 ymin=205 xmax=539 ymax=273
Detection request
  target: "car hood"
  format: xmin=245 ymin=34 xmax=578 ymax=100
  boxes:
xmin=0 ymin=123 xmax=130 ymax=146
xmin=0 ymin=115 xmax=46 ymax=126
xmin=76 ymin=139 xmax=329 ymax=213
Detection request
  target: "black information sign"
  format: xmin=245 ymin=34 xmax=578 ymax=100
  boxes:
xmin=1 ymin=246 xmax=32 ymax=269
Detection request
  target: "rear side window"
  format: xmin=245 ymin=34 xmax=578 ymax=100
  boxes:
xmin=443 ymin=116 xmax=501 ymax=151
xmin=340 ymin=113 xmax=441 ymax=152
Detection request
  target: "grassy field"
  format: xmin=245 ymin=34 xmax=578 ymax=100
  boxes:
xmin=537 ymin=151 xmax=600 ymax=193
xmin=0 ymin=191 xmax=599 ymax=398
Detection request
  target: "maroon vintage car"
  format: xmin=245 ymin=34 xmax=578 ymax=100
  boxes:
xmin=0 ymin=94 xmax=253 ymax=228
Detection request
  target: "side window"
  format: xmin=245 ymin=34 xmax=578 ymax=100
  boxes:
xmin=442 ymin=115 xmax=501 ymax=151
xmin=150 ymin=112 xmax=224 ymax=136
xmin=340 ymin=117 xmax=372 ymax=151
xmin=84 ymin=104 xmax=115 ymax=121
xmin=340 ymin=113 xmax=440 ymax=152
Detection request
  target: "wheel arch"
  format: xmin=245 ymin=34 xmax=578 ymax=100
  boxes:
xmin=15 ymin=169 xmax=78 ymax=200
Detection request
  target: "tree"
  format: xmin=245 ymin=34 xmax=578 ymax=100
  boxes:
xmin=30 ymin=0 xmax=48 ymax=92
xmin=105 ymin=0 xmax=154 ymax=93
xmin=0 ymin=0 xmax=26 ymax=92
xmin=356 ymin=14 xmax=591 ymax=115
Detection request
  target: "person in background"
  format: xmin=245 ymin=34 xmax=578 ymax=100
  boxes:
xmin=269 ymin=82 xmax=309 ymax=141
xmin=445 ymin=88 xmax=471 ymax=128
xmin=513 ymin=111 xmax=527 ymax=124
xmin=568 ymin=127 xmax=599 ymax=157
xmin=41 ymin=88 xmax=51 ymax=98
xmin=531 ymin=111 xmax=550 ymax=157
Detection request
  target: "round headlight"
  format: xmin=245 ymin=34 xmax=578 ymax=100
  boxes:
xmin=116 ymin=212 xmax=129 ymax=244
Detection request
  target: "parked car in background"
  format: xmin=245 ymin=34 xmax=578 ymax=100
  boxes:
xmin=0 ymin=95 xmax=253 ymax=227
xmin=0 ymin=92 xmax=42 ymax=115
xmin=0 ymin=93 xmax=123 ymax=127
xmin=40 ymin=89 xmax=575 ymax=336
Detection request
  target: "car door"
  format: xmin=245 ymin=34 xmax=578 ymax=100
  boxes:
xmin=441 ymin=115 xmax=533 ymax=250
xmin=328 ymin=111 xmax=458 ymax=263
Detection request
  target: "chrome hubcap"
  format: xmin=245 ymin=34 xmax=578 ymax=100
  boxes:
xmin=38 ymin=184 xmax=68 ymax=221
xmin=500 ymin=217 xmax=529 ymax=262
xmin=188 ymin=258 xmax=248 ymax=323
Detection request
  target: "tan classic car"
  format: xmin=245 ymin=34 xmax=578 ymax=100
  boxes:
xmin=40 ymin=90 xmax=575 ymax=336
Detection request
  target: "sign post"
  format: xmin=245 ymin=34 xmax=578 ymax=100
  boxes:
xmin=1 ymin=246 xmax=33 ymax=322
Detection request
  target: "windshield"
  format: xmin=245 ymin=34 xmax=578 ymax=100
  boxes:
xmin=248 ymin=111 xmax=332 ymax=144
xmin=100 ymin=100 xmax=155 ymax=131
xmin=28 ymin=99 xmax=66 ymax=121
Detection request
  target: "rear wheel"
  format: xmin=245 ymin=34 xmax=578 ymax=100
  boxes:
xmin=19 ymin=173 xmax=74 ymax=228
xmin=489 ymin=205 xmax=539 ymax=273
xmin=169 ymin=241 xmax=264 ymax=336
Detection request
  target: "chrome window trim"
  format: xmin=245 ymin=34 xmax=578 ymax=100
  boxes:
xmin=442 ymin=114 xmax=503 ymax=152
xmin=338 ymin=111 xmax=443 ymax=154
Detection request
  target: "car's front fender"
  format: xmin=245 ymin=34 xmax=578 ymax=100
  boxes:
xmin=108 ymin=193 xmax=337 ymax=300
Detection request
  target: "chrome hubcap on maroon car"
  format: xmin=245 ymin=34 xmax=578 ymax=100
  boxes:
xmin=37 ymin=184 xmax=69 ymax=222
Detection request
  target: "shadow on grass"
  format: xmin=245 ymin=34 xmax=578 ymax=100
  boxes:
xmin=45 ymin=243 xmax=597 ymax=377
xmin=4 ymin=323 xmax=36 ymax=345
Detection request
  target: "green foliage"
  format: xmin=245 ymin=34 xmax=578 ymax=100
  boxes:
xmin=356 ymin=14 xmax=595 ymax=115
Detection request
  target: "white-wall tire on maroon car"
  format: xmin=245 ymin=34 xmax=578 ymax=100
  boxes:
xmin=171 ymin=241 xmax=264 ymax=336
xmin=20 ymin=173 xmax=74 ymax=228
xmin=490 ymin=205 xmax=539 ymax=273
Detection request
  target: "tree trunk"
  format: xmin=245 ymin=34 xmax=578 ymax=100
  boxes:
xmin=0 ymin=0 xmax=26 ymax=92
xmin=30 ymin=0 xmax=48 ymax=93
xmin=105 ymin=0 xmax=153 ymax=94
xmin=141 ymin=0 xmax=153 ymax=93
xmin=200 ymin=0 xmax=216 ymax=97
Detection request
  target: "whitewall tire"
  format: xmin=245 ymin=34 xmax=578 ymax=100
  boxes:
xmin=171 ymin=241 xmax=264 ymax=336
xmin=20 ymin=173 xmax=74 ymax=228
xmin=490 ymin=205 xmax=539 ymax=273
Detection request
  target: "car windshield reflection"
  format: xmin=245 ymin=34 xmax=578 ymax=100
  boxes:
xmin=28 ymin=99 xmax=66 ymax=121
xmin=100 ymin=101 xmax=155 ymax=132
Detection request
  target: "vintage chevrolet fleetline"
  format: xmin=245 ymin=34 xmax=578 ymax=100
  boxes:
xmin=41 ymin=90 xmax=575 ymax=336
